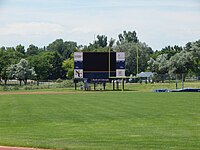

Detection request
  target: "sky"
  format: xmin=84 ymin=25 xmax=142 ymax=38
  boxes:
xmin=0 ymin=0 xmax=199 ymax=50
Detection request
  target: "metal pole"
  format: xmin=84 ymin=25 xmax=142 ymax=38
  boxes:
xmin=136 ymin=43 xmax=139 ymax=76
xmin=103 ymin=83 xmax=106 ymax=90
xmin=109 ymin=47 xmax=111 ymax=78
xmin=113 ymin=80 xmax=115 ymax=90
xmin=75 ymin=82 xmax=77 ymax=90
xmin=182 ymin=74 xmax=184 ymax=89
xmin=116 ymin=80 xmax=119 ymax=90
xmin=94 ymin=83 xmax=96 ymax=91
xmin=176 ymin=74 xmax=178 ymax=89
xmin=122 ymin=78 xmax=124 ymax=91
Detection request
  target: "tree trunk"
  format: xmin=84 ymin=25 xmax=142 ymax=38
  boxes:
xmin=182 ymin=74 xmax=184 ymax=89
xmin=19 ymin=80 xmax=22 ymax=86
xmin=161 ymin=74 xmax=164 ymax=83
xmin=37 ymin=80 xmax=39 ymax=86
xmin=4 ymin=79 xmax=7 ymax=85
xmin=176 ymin=74 xmax=178 ymax=89
xmin=24 ymin=79 xmax=27 ymax=85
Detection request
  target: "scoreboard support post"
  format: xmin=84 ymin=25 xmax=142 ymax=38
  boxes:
xmin=113 ymin=80 xmax=115 ymax=90
xmin=103 ymin=83 xmax=106 ymax=90
xmin=75 ymin=82 xmax=77 ymax=90
xmin=116 ymin=81 xmax=119 ymax=90
xmin=122 ymin=78 xmax=125 ymax=91
xmin=74 ymin=79 xmax=78 ymax=90
xmin=94 ymin=83 xmax=96 ymax=91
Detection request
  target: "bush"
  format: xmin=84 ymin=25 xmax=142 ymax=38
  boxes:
xmin=56 ymin=78 xmax=63 ymax=83
xmin=13 ymin=85 xmax=20 ymax=90
xmin=24 ymin=86 xmax=33 ymax=90
xmin=2 ymin=86 xmax=9 ymax=91
xmin=62 ymin=80 xmax=74 ymax=88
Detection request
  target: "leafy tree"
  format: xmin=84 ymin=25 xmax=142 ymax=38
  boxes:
xmin=43 ymin=51 xmax=65 ymax=80
xmin=47 ymin=39 xmax=64 ymax=54
xmin=115 ymin=42 xmax=152 ymax=75
xmin=148 ymin=54 xmax=169 ymax=82
xmin=185 ymin=40 xmax=200 ymax=77
xmin=167 ymin=50 xmax=194 ymax=88
xmin=26 ymin=44 xmax=39 ymax=56
xmin=147 ymin=58 xmax=156 ymax=72
xmin=0 ymin=47 xmax=23 ymax=84
xmin=47 ymin=39 xmax=77 ymax=59
xmin=115 ymin=31 xmax=152 ymax=75
xmin=1 ymin=68 xmax=7 ymax=84
xmin=0 ymin=46 xmax=6 ymax=51
xmin=16 ymin=44 xmax=25 ymax=55
xmin=94 ymin=35 xmax=108 ymax=48
xmin=62 ymin=58 xmax=74 ymax=79
xmin=82 ymin=44 xmax=109 ymax=52
xmin=62 ymin=41 xmax=77 ymax=59
xmin=117 ymin=31 xmax=138 ymax=44
xmin=138 ymin=42 xmax=153 ymax=73
xmin=8 ymin=59 xmax=36 ymax=86
xmin=155 ymin=54 xmax=169 ymax=75
xmin=82 ymin=43 xmax=96 ymax=51
xmin=28 ymin=54 xmax=50 ymax=85
xmin=169 ymin=50 xmax=194 ymax=78
xmin=185 ymin=42 xmax=193 ymax=51
xmin=108 ymin=38 xmax=115 ymax=51
xmin=82 ymin=35 xmax=109 ymax=52
xmin=151 ymin=45 xmax=183 ymax=60
xmin=0 ymin=48 xmax=4 ymax=83
xmin=6 ymin=47 xmax=24 ymax=59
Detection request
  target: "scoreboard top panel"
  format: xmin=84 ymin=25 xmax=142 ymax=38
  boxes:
xmin=83 ymin=52 xmax=116 ymax=72
xmin=74 ymin=52 xmax=125 ymax=79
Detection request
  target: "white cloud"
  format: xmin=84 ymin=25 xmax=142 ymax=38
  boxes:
xmin=0 ymin=0 xmax=200 ymax=49
xmin=0 ymin=22 xmax=64 ymax=36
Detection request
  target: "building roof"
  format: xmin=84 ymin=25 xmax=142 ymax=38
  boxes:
xmin=137 ymin=72 xmax=154 ymax=78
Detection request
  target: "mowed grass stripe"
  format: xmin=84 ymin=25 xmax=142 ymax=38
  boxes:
xmin=0 ymin=92 xmax=199 ymax=149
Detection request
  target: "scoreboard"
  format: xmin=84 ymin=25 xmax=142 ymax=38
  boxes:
xmin=74 ymin=52 xmax=125 ymax=79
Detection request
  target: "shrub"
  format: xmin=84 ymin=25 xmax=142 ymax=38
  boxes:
xmin=24 ymin=86 xmax=32 ymax=90
xmin=2 ymin=86 xmax=9 ymax=91
xmin=56 ymin=78 xmax=63 ymax=83
xmin=13 ymin=85 xmax=20 ymax=90
xmin=62 ymin=80 xmax=74 ymax=88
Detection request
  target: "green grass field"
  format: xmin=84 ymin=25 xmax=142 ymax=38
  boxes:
xmin=0 ymin=92 xmax=199 ymax=150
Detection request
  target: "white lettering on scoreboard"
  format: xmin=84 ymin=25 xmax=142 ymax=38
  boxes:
xmin=74 ymin=69 xmax=83 ymax=78
xmin=74 ymin=52 xmax=83 ymax=61
xmin=116 ymin=52 xmax=125 ymax=61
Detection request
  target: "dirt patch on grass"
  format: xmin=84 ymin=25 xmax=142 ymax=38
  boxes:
xmin=0 ymin=91 xmax=89 ymax=95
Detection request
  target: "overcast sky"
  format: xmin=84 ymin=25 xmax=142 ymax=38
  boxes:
xmin=0 ymin=0 xmax=199 ymax=50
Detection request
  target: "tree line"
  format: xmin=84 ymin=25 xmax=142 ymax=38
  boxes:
xmin=148 ymin=41 xmax=200 ymax=82
xmin=0 ymin=30 xmax=199 ymax=85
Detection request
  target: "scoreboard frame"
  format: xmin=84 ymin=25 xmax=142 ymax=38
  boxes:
xmin=74 ymin=52 xmax=125 ymax=80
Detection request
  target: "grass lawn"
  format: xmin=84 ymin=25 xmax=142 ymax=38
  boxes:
xmin=0 ymin=92 xmax=199 ymax=150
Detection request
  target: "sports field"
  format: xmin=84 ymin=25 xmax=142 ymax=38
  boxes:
xmin=0 ymin=92 xmax=199 ymax=150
